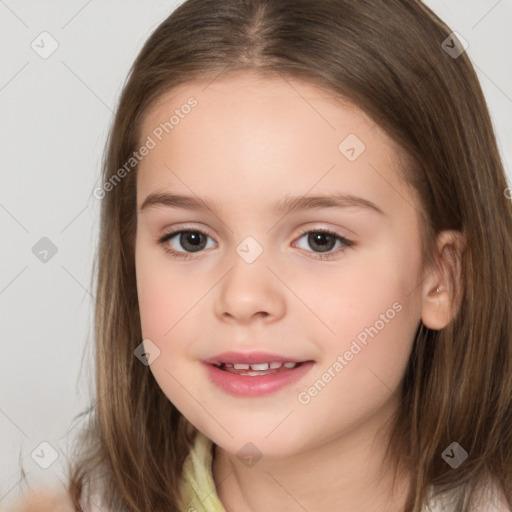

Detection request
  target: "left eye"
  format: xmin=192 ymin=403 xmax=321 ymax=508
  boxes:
xmin=294 ymin=229 xmax=353 ymax=255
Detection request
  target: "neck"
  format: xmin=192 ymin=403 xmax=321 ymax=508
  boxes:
xmin=212 ymin=397 xmax=411 ymax=512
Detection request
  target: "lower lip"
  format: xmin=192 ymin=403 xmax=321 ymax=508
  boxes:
xmin=202 ymin=361 xmax=315 ymax=397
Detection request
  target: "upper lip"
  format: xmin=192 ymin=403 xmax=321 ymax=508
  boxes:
xmin=203 ymin=351 xmax=310 ymax=365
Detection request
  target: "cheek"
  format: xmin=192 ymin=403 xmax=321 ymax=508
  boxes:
xmin=298 ymin=236 xmax=422 ymax=386
xmin=297 ymin=279 xmax=418 ymax=433
xmin=300 ymin=247 xmax=420 ymax=340
xmin=135 ymin=240 xmax=200 ymax=340
xmin=136 ymin=261 xmax=175 ymax=339
xmin=135 ymin=246 xmax=205 ymax=411
xmin=135 ymin=241 xmax=218 ymax=400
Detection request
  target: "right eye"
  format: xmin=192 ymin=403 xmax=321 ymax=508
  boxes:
xmin=158 ymin=229 xmax=216 ymax=259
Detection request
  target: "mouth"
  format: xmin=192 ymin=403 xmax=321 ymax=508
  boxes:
xmin=211 ymin=361 xmax=308 ymax=376
xmin=202 ymin=353 xmax=315 ymax=397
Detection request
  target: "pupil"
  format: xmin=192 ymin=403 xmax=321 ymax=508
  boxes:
xmin=309 ymin=232 xmax=335 ymax=253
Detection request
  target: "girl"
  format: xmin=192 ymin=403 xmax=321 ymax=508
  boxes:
xmin=11 ymin=0 xmax=512 ymax=511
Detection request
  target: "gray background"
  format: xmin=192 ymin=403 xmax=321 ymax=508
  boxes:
xmin=1 ymin=0 xmax=511 ymax=507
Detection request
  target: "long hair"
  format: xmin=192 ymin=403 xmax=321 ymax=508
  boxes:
xmin=65 ymin=1 xmax=512 ymax=510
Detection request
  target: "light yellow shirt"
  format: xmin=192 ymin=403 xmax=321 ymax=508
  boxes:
xmin=180 ymin=431 xmax=227 ymax=512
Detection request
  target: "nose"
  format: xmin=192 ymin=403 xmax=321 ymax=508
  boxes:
xmin=214 ymin=256 xmax=286 ymax=325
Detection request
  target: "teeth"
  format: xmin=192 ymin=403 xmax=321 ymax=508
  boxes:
xmin=250 ymin=363 xmax=269 ymax=371
xmin=222 ymin=361 xmax=298 ymax=370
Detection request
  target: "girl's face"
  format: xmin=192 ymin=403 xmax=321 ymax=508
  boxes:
xmin=135 ymin=71 xmax=426 ymax=457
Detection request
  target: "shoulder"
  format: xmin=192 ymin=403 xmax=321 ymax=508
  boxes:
xmin=6 ymin=484 xmax=111 ymax=512
xmin=6 ymin=488 xmax=74 ymax=512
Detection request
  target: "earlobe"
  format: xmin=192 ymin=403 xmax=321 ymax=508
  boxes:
xmin=421 ymin=282 xmax=453 ymax=330
xmin=420 ymin=230 xmax=466 ymax=331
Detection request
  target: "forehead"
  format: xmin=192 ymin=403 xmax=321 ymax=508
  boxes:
xmin=136 ymin=71 xmax=414 ymax=218
xmin=141 ymin=70 xmax=375 ymax=140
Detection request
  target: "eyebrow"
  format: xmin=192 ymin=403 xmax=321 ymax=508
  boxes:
xmin=138 ymin=191 xmax=385 ymax=216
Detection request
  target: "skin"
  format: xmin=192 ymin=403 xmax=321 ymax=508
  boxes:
xmin=135 ymin=70 xmax=461 ymax=512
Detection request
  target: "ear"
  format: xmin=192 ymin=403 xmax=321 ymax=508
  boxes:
xmin=421 ymin=229 xmax=466 ymax=331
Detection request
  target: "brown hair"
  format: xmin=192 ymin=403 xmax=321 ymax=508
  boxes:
xmin=61 ymin=0 xmax=512 ymax=510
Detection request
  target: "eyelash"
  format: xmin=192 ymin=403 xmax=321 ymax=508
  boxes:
xmin=157 ymin=227 xmax=354 ymax=261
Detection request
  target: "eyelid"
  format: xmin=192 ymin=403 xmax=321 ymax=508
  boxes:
xmin=157 ymin=223 xmax=351 ymax=241
xmin=159 ymin=222 xmax=216 ymax=239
